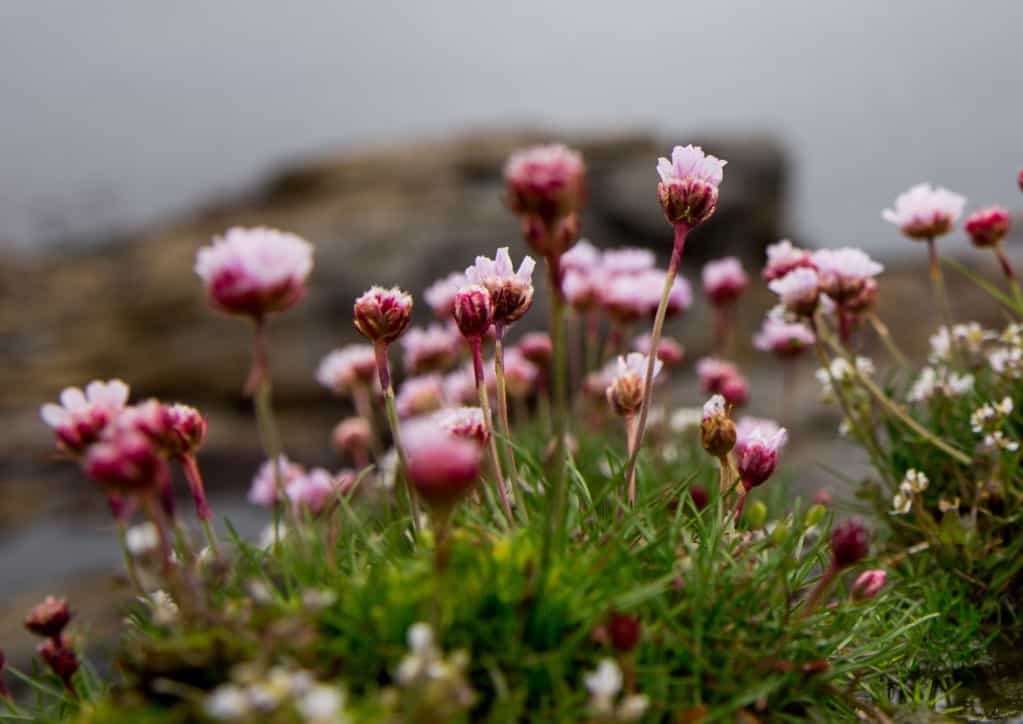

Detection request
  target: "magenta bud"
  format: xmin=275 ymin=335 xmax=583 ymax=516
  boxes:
xmin=353 ymin=286 xmax=413 ymax=345
xmin=504 ymin=144 xmax=586 ymax=224
xmin=25 ymin=596 xmax=71 ymax=639
xmin=850 ymin=569 xmax=886 ymax=600
xmin=719 ymin=374 xmax=749 ymax=408
xmin=831 ymin=518 xmax=870 ymax=568
xmin=37 ymin=636 xmax=79 ymax=691
xmin=689 ymin=485 xmax=709 ymax=511
xmin=606 ymin=612 xmax=642 ymax=653
xmin=964 ymin=206 xmax=1011 ymax=249
xmin=452 ymin=285 xmax=495 ymax=340
xmin=83 ymin=428 xmax=168 ymax=495
xmin=405 ymin=426 xmax=482 ymax=511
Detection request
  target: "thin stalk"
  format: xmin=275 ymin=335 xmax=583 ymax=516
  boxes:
xmin=927 ymin=237 xmax=957 ymax=348
xmin=493 ymin=326 xmax=526 ymax=516
xmin=116 ymin=520 xmax=145 ymax=594
xmin=378 ymin=360 xmax=421 ymax=538
xmin=179 ymin=454 xmax=219 ymax=556
xmin=866 ymin=312 xmax=910 ymax=369
xmin=993 ymin=244 xmax=1023 ymax=307
xmin=733 ymin=486 xmax=748 ymax=525
xmin=546 ymin=255 xmax=569 ymax=540
xmin=472 ymin=338 xmax=514 ymax=525
xmin=624 ymin=223 xmax=688 ymax=498
xmin=797 ymin=563 xmax=838 ymax=622
xmin=142 ymin=494 xmax=194 ymax=616
xmin=431 ymin=507 xmax=452 ymax=633
xmin=625 ymin=414 xmax=638 ymax=506
xmin=352 ymin=383 xmax=382 ymax=456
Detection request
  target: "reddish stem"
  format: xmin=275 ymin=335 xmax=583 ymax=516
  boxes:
xmin=179 ymin=453 xmax=212 ymax=521
xmin=995 ymin=244 xmax=1016 ymax=281
xmin=244 ymin=316 xmax=269 ymax=396
xmin=374 ymin=341 xmax=392 ymax=391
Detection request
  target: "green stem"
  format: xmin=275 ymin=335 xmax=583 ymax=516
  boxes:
xmin=623 ymin=223 xmax=687 ymax=501
xmin=494 ymin=327 xmax=526 ymax=517
xmin=116 ymin=520 xmax=145 ymax=594
xmin=472 ymin=338 xmax=514 ymax=525
xmin=866 ymin=312 xmax=910 ymax=370
xmin=377 ymin=342 xmax=421 ymax=537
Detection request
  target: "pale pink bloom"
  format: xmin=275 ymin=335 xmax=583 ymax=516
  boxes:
xmin=603 ymin=270 xmax=691 ymax=323
xmin=768 ymin=267 xmax=821 ymax=317
xmin=735 ymin=420 xmax=787 ymax=488
xmin=600 ymin=248 xmax=656 ymax=276
xmin=559 ymin=239 xmax=601 ymax=273
xmin=195 ymin=227 xmax=313 ymax=318
xmin=316 ymin=345 xmax=378 ymax=395
xmin=444 ymin=363 xmax=494 ymax=406
xmin=702 ymin=257 xmax=749 ymax=306
xmin=354 ymin=286 xmax=413 ymax=345
xmin=465 ymin=247 xmax=536 ymax=325
xmin=882 ymin=183 xmax=966 ymax=240
xmin=248 ymin=455 xmax=306 ymax=507
xmin=696 ymin=357 xmax=741 ymax=394
xmin=811 ymin=248 xmax=883 ymax=304
xmin=606 ymin=353 xmax=662 ymax=417
xmin=435 ymin=406 xmax=490 ymax=445
xmin=964 ymin=205 xmax=1011 ymax=248
xmin=656 ymin=145 xmax=726 ymax=227
xmin=83 ymin=426 xmax=168 ymax=495
xmin=762 ymin=240 xmax=814 ymax=282
xmin=400 ymin=324 xmax=461 ymax=375
xmin=851 ymin=569 xmax=887 ymax=600
xmin=402 ymin=421 xmax=482 ymax=509
xmin=517 ymin=332 xmax=552 ymax=366
xmin=502 ymin=348 xmax=540 ymax=397
xmin=424 ymin=272 xmax=467 ymax=320
xmin=633 ymin=334 xmax=685 ymax=366
xmin=286 ymin=468 xmax=341 ymax=515
xmin=504 ymin=144 xmax=586 ymax=221
xmin=396 ymin=374 xmax=446 ymax=419
xmin=753 ymin=317 xmax=815 ymax=358
xmin=41 ymin=379 xmax=131 ymax=455
xmin=562 ymin=268 xmax=606 ymax=312
xmin=331 ymin=417 xmax=371 ymax=457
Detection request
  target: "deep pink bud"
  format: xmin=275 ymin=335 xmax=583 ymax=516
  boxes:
xmin=689 ymin=485 xmax=709 ymax=511
xmin=404 ymin=424 xmax=482 ymax=511
xmin=25 ymin=596 xmax=72 ymax=639
xmin=353 ymin=286 xmax=413 ymax=345
xmin=452 ymin=285 xmax=495 ymax=340
xmin=504 ymin=144 xmax=586 ymax=224
xmin=37 ymin=636 xmax=78 ymax=690
xmin=831 ymin=518 xmax=870 ymax=568
xmin=964 ymin=206 xmax=1011 ymax=249
xmin=719 ymin=374 xmax=749 ymax=408
xmin=606 ymin=612 xmax=642 ymax=653
xmin=518 ymin=332 xmax=553 ymax=366
xmin=735 ymin=424 xmax=787 ymax=488
xmin=83 ymin=427 xmax=168 ymax=495
xmin=656 ymin=145 xmax=726 ymax=228
xmin=850 ymin=569 xmax=886 ymax=600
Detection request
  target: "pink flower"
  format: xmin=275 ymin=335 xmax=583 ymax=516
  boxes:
xmin=400 ymin=324 xmax=461 ymax=375
xmin=121 ymin=400 xmax=207 ymax=457
xmin=606 ymin=353 xmax=661 ymax=417
xmin=850 ymin=569 xmax=887 ymax=600
xmin=435 ymin=406 xmax=490 ymax=445
xmin=633 ymin=334 xmax=685 ymax=366
xmin=83 ymin=426 xmax=169 ymax=495
xmin=762 ymin=240 xmax=814 ymax=282
xmin=403 ymin=422 xmax=482 ymax=510
xmin=424 ymin=272 xmax=467 ymax=320
xmin=559 ymin=239 xmax=601 ymax=273
xmin=195 ymin=227 xmax=313 ymax=318
xmin=443 ymin=364 xmax=482 ymax=406
xmin=656 ymin=145 xmax=726 ymax=227
xmin=517 ymin=332 xmax=553 ymax=366
xmin=504 ymin=144 xmax=586 ymax=222
xmin=354 ymin=286 xmax=413 ymax=345
xmin=465 ymin=247 xmax=536 ymax=326
xmin=396 ymin=374 xmax=446 ymax=419
xmin=562 ymin=268 xmax=606 ymax=313
xmin=734 ymin=419 xmax=787 ymax=488
xmin=753 ymin=318 xmax=815 ymax=358
xmin=702 ymin=257 xmax=749 ymax=306
xmin=696 ymin=357 xmax=741 ymax=394
xmin=286 ymin=468 xmax=342 ymax=515
xmin=768 ymin=267 xmax=820 ymax=317
xmin=882 ymin=183 xmax=966 ymax=240
xmin=41 ymin=379 xmax=130 ymax=455
xmin=502 ymin=348 xmax=540 ymax=397
xmin=600 ymin=248 xmax=656 ymax=276
xmin=603 ymin=270 xmax=691 ymax=323
xmin=331 ymin=417 xmax=371 ymax=457
xmin=964 ymin=205 xmax=1011 ymax=248
xmin=831 ymin=518 xmax=870 ymax=568
xmin=719 ymin=374 xmax=749 ymax=408
xmin=452 ymin=284 xmax=495 ymax=340
xmin=317 ymin=345 xmax=378 ymax=395
xmin=248 ymin=455 xmax=306 ymax=507
xmin=811 ymin=248 xmax=883 ymax=304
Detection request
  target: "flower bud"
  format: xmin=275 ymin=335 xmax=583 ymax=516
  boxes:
xmin=404 ymin=424 xmax=482 ymax=511
xmin=331 ymin=417 xmax=372 ymax=457
xmin=606 ymin=613 xmax=641 ymax=653
xmin=964 ymin=205 xmax=1011 ymax=248
xmin=768 ymin=268 xmax=821 ymax=318
xmin=850 ymin=569 xmax=886 ymax=600
xmin=656 ymin=145 xmax=726 ymax=228
xmin=504 ymin=144 xmax=586 ymax=224
xmin=700 ymin=395 xmax=736 ymax=458
xmin=606 ymin=354 xmax=661 ymax=418
xmin=735 ymin=422 xmax=787 ymax=488
xmin=83 ymin=428 xmax=169 ymax=495
xmin=830 ymin=518 xmax=870 ymax=568
xmin=882 ymin=183 xmax=965 ymax=241
xmin=702 ymin=257 xmax=749 ymax=307
xmin=465 ymin=248 xmax=536 ymax=326
xmin=518 ymin=332 xmax=553 ymax=366
xmin=452 ymin=285 xmax=495 ymax=340
xmin=770 ymin=522 xmax=790 ymax=546
xmin=25 ymin=596 xmax=71 ymax=639
xmin=37 ymin=637 xmax=79 ymax=690
xmin=353 ymin=286 xmax=413 ymax=345
xmin=719 ymin=374 xmax=749 ymax=408
xmin=745 ymin=500 xmax=768 ymax=529
xmin=805 ymin=504 xmax=826 ymax=527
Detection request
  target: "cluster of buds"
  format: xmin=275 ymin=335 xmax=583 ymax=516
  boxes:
xmin=696 ymin=357 xmax=749 ymax=407
xmin=891 ymin=469 xmax=929 ymax=515
xmin=656 ymin=144 xmax=726 ymax=229
xmin=504 ymin=144 xmax=586 ymax=261
xmin=25 ymin=597 xmax=78 ymax=695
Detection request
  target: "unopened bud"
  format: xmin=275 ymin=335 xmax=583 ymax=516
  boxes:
xmin=805 ymin=504 xmax=826 ymax=527
xmin=746 ymin=500 xmax=768 ymax=529
xmin=25 ymin=596 xmax=71 ymax=639
xmin=700 ymin=395 xmax=736 ymax=458
xmin=830 ymin=518 xmax=870 ymax=568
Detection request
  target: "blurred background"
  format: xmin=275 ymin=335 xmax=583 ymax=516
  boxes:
xmin=1 ymin=0 xmax=1021 ymax=661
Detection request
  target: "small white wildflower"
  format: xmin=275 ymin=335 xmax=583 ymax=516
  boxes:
xmin=929 ymin=326 xmax=952 ymax=362
xmin=891 ymin=492 xmax=912 ymax=515
xmin=297 ymin=684 xmax=347 ymax=723
xmin=204 ymin=684 xmax=250 ymax=720
xmin=408 ymin=622 xmax=434 ymax=654
xmin=584 ymin=658 xmax=623 ymax=714
xmin=903 ymin=469 xmax=929 ymax=493
xmin=301 ymin=589 xmax=338 ymax=611
xmin=125 ymin=522 xmax=160 ymax=557
xmin=997 ymin=397 xmax=1014 ymax=415
xmin=146 ymin=590 xmax=179 ymax=625
xmin=988 ymin=346 xmax=1023 ymax=378
xmin=908 ymin=367 xmax=937 ymax=403
xmin=619 ymin=693 xmax=651 ymax=721
xmin=946 ymin=372 xmax=974 ymax=396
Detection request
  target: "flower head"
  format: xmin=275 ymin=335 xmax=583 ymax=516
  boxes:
xmin=735 ymin=420 xmax=787 ymax=488
xmin=702 ymin=257 xmax=749 ymax=306
xmin=331 ymin=417 xmax=372 ymax=457
xmin=517 ymin=332 xmax=553 ymax=366
xmin=763 ymin=239 xmax=814 ymax=281
xmin=830 ymin=518 xmax=870 ymax=568
xmin=465 ymin=247 xmax=536 ymax=325
xmin=353 ymin=286 xmax=413 ymax=345
xmin=25 ymin=596 xmax=71 ymax=639
xmin=584 ymin=659 xmax=623 ymax=713
xmin=700 ymin=394 xmax=736 ymax=457
xmin=195 ymin=227 xmax=312 ymax=318
xmin=603 ymin=269 xmax=691 ymax=323
xmin=403 ymin=423 xmax=482 ymax=511
xmin=504 ymin=144 xmax=586 ymax=222
xmin=883 ymin=183 xmax=966 ymax=240
xmin=424 ymin=272 xmax=467 ymax=320
xmin=316 ymin=344 xmax=378 ymax=395
xmin=286 ymin=468 xmax=344 ymax=515
xmin=452 ymin=285 xmax=495 ymax=340
xmin=811 ymin=248 xmax=883 ymax=304
xmin=719 ymin=373 xmax=749 ymax=407
xmin=656 ymin=145 xmax=726 ymax=227
xmin=248 ymin=455 xmax=306 ymax=507
xmin=83 ymin=425 xmax=169 ymax=495
xmin=696 ymin=357 xmax=741 ymax=395
xmin=396 ymin=374 xmax=446 ymax=419
xmin=435 ymin=406 xmax=490 ymax=445
xmin=41 ymin=379 xmax=131 ymax=455
xmin=768 ymin=267 xmax=821 ymax=317
xmin=560 ymin=238 xmax=601 ymax=273
xmin=851 ymin=569 xmax=887 ymax=600
xmin=121 ymin=400 xmax=207 ymax=458
xmin=964 ymin=205 xmax=1011 ymax=248
xmin=606 ymin=612 xmax=642 ymax=653
xmin=753 ymin=317 xmax=815 ymax=358
xmin=606 ymin=353 xmax=661 ymax=417
xmin=600 ymin=247 xmax=656 ymax=276
xmin=400 ymin=324 xmax=461 ymax=375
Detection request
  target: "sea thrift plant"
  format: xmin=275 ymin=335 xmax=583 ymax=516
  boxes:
xmin=733 ymin=419 xmax=787 ymax=522
xmin=964 ymin=205 xmax=1015 ymax=281
xmin=40 ymin=379 xmax=130 ymax=456
xmin=703 ymin=257 xmax=748 ymax=354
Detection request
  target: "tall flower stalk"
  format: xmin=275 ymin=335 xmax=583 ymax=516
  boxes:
xmin=625 ymin=144 xmax=726 ymax=491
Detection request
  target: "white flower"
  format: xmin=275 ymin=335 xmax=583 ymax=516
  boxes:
xmin=619 ymin=694 xmax=651 ymax=721
xmin=125 ymin=522 xmax=160 ymax=556
xmin=297 ymin=684 xmax=347 ymax=723
xmin=204 ymin=685 xmax=251 ymax=720
xmin=908 ymin=367 xmax=937 ymax=403
xmin=891 ymin=492 xmax=913 ymax=515
xmin=583 ymin=658 xmax=623 ymax=713
xmin=902 ymin=469 xmax=929 ymax=493
xmin=146 ymin=590 xmax=179 ymax=625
